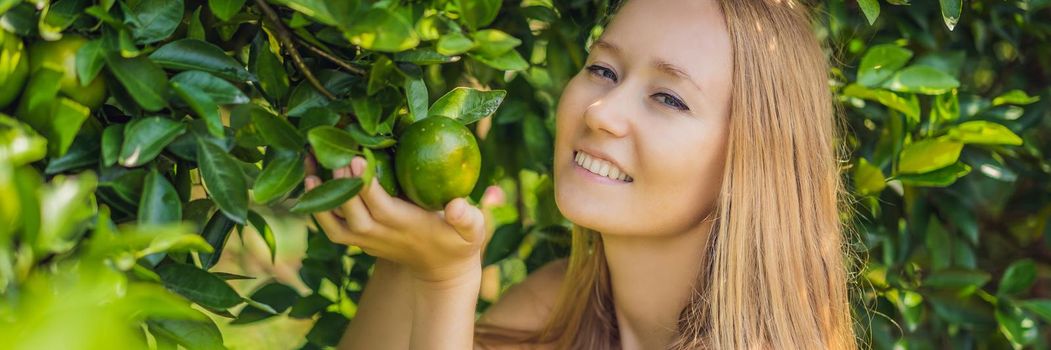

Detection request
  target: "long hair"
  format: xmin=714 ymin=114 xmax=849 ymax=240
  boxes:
xmin=476 ymin=0 xmax=860 ymax=348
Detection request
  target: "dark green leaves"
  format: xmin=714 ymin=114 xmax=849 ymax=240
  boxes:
xmin=253 ymin=151 xmax=305 ymax=204
xmin=139 ymin=169 xmax=182 ymax=224
xmin=456 ymin=0 xmax=501 ymax=31
xmin=105 ymin=54 xmax=169 ymax=111
xmin=156 ymin=263 xmax=241 ymax=309
xmin=939 ymin=0 xmax=962 ymax=31
xmin=858 ymin=0 xmax=880 ymax=25
xmin=196 ymin=139 xmax=248 ymax=223
xmin=429 ymin=87 xmax=507 ymax=125
xmin=250 ymin=107 xmax=304 ymax=150
xmin=998 ymin=259 xmax=1036 ymax=296
xmin=149 ymin=39 xmax=252 ymax=81
xmin=291 ymin=178 xmax=363 ymax=213
xmin=307 ymin=126 xmax=358 ymax=169
xmin=170 ymin=71 xmax=249 ymax=105
xmin=123 ymin=0 xmax=184 ymax=44
xmin=119 ymin=117 xmax=186 ymax=167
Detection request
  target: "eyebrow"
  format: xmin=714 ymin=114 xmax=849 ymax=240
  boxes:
xmin=590 ymin=39 xmax=704 ymax=94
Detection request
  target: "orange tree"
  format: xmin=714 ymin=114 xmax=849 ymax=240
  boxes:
xmin=0 ymin=0 xmax=1049 ymax=349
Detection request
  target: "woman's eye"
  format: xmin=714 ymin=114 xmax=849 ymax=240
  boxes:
xmin=586 ymin=65 xmax=617 ymax=82
xmin=655 ymin=93 xmax=689 ymax=111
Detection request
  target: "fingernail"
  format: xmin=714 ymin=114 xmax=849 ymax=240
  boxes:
xmin=351 ymin=157 xmax=365 ymax=176
xmin=306 ymin=176 xmax=318 ymax=188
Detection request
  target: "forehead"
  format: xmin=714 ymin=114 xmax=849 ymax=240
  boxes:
xmin=591 ymin=0 xmax=732 ymax=82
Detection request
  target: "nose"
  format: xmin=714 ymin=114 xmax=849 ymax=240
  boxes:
xmin=582 ymin=88 xmax=631 ymax=138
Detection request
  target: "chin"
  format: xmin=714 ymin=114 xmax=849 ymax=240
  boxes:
xmin=554 ymin=181 xmax=623 ymax=234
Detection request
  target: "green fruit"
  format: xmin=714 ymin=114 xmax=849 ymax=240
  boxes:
xmin=27 ymin=35 xmax=107 ymax=109
xmin=394 ymin=116 xmax=481 ymax=211
xmin=0 ymin=29 xmax=29 ymax=109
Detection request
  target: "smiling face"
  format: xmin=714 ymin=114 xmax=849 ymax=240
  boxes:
xmin=553 ymin=0 xmax=734 ymax=237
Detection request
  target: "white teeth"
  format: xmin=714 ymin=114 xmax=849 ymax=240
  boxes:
xmin=574 ymin=151 xmax=631 ymax=182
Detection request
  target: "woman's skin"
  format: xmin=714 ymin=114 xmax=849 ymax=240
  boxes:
xmin=306 ymin=0 xmax=734 ymax=348
xmin=552 ymin=0 xmax=732 ymax=347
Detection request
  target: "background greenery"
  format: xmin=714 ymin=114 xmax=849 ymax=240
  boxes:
xmin=0 ymin=0 xmax=1049 ymax=349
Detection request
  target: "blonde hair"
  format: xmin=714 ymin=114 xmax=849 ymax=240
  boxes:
xmin=477 ymin=0 xmax=860 ymax=348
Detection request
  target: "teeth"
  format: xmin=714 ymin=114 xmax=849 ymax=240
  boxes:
xmin=574 ymin=151 xmax=632 ymax=182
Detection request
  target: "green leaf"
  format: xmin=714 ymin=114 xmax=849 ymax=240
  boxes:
xmin=196 ymin=138 xmax=248 ymax=223
xmin=882 ymin=65 xmax=960 ymax=95
xmin=75 ymin=38 xmax=105 ymax=87
xmin=156 ymin=263 xmax=242 ymax=309
xmin=857 ymin=44 xmax=913 ymax=87
xmin=992 ymin=90 xmax=1040 ymax=106
xmin=895 ymin=162 xmax=971 ymax=187
xmin=367 ymin=55 xmax=395 ymax=96
xmin=469 ymin=49 xmax=529 ymax=71
xmin=250 ymin=107 xmax=304 ymax=150
xmin=306 ymin=312 xmax=350 ymax=347
xmin=246 ymin=211 xmax=278 ymax=262
xmin=232 ymin=282 xmax=299 ymax=324
xmin=857 ymin=0 xmax=880 ymax=25
xmin=344 ymin=8 xmax=419 ymax=53
xmin=291 ymin=177 xmax=363 ymax=214
xmin=170 ymin=71 xmax=249 ymax=105
xmin=402 ymin=67 xmax=428 ymax=124
xmin=897 ymin=137 xmax=963 ymax=174
xmin=470 ymin=29 xmax=521 ymax=58
xmin=351 ymin=97 xmax=383 ymax=135
xmin=997 ymin=303 xmax=1039 ymax=347
xmin=286 ymin=70 xmax=357 ymax=117
xmin=925 ymin=217 xmax=951 ymax=270
xmin=119 ymin=117 xmax=186 ymax=167
xmin=946 ymin=121 xmax=1023 ymax=146
xmin=394 ymin=48 xmax=457 ymax=65
xmin=123 ymin=0 xmax=183 ymax=44
xmin=149 ymin=39 xmax=253 ymax=81
xmin=100 ymin=124 xmax=123 ymax=166
xmin=1020 ymin=299 xmax=1051 ymax=323
xmin=429 ymin=87 xmax=507 ymax=125
xmin=209 ymin=0 xmax=245 ymax=22
xmin=171 ymin=81 xmax=223 ymax=138
xmin=998 ymin=259 xmax=1036 ymax=296
xmin=483 ymin=223 xmax=524 ymax=266
xmin=853 ymin=158 xmax=886 ymax=196
xmin=938 ymin=0 xmax=962 ymax=31
xmin=289 ymin=294 xmax=331 ymax=319
xmin=436 ymin=32 xmax=476 ymax=56
xmin=139 ymin=169 xmax=182 ymax=224
xmin=923 ymin=269 xmax=991 ymax=291
xmin=345 ymin=124 xmax=395 ymax=149
xmin=455 ymin=0 xmax=501 ymax=31
xmin=198 ymin=210 xmax=237 ymax=269
xmin=253 ymin=151 xmax=305 ymax=204
xmin=47 ymin=98 xmax=91 ymax=157
xmin=307 ymin=126 xmax=359 ymax=169
xmin=148 ymin=314 xmax=225 ymax=350
xmin=250 ymin=35 xmax=290 ymax=102
xmin=105 ymin=53 xmax=170 ymax=111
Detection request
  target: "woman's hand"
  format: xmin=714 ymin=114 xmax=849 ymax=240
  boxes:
xmin=305 ymin=155 xmax=488 ymax=286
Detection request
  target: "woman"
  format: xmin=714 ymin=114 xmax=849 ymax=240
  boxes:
xmin=305 ymin=0 xmax=859 ymax=348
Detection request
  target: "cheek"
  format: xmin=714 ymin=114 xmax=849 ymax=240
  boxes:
xmin=636 ymin=129 xmax=728 ymax=231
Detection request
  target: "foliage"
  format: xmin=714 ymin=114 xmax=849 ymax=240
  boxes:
xmin=0 ymin=0 xmax=1048 ymax=349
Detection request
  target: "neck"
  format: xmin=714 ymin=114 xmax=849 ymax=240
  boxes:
xmin=601 ymin=220 xmax=712 ymax=350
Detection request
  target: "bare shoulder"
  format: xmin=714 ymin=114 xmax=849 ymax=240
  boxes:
xmin=477 ymin=257 xmax=568 ymax=335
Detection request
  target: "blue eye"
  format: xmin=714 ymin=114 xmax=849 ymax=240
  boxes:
xmin=655 ymin=93 xmax=689 ymax=111
xmin=585 ymin=64 xmax=690 ymax=112
xmin=586 ymin=65 xmax=617 ymax=81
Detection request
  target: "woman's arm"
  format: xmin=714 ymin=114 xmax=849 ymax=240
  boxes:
xmin=410 ymin=266 xmax=483 ymax=350
xmin=337 ymin=258 xmax=414 ymax=350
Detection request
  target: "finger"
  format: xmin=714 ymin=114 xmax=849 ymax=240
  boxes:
xmin=444 ymin=197 xmax=485 ymax=243
xmin=335 ymin=164 xmax=379 ymax=234
xmin=352 ymin=156 xmax=400 ymax=224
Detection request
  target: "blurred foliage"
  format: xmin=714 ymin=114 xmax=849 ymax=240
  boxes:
xmin=0 ymin=0 xmax=1048 ymax=349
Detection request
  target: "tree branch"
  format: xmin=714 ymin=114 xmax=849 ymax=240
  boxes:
xmin=253 ymin=0 xmax=337 ymax=100
xmin=293 ymin=36 xmax=368 ymax=76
